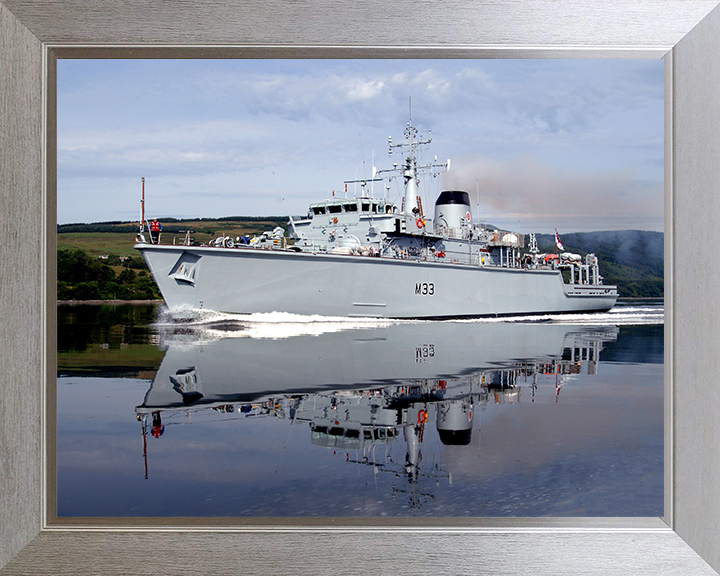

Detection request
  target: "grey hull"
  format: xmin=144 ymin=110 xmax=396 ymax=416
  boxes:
xmin=136 ymin=244 xmax=617 ymax=318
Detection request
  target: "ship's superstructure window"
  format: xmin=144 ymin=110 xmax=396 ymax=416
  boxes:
xmin=362 ymin=202 xmax=370 ymax=212
xmin=313 ymin=206 xmax=325 ymax=215
xmin=328 ymin=205 xmax=342 ymax=214
xmin=344 ymin=203 xmax=358 ymax=212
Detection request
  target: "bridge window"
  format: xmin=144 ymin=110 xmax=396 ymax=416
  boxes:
xmin=313 ymin=206 xmax=325 ymax=215
xmin=328 ymin=205 xmax=342 ymax=214
xmin=344 ymin=203 xmax=358 ymax=212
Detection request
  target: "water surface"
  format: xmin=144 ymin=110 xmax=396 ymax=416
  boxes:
xmin=57 ymin=300 xmax=663 ymax=517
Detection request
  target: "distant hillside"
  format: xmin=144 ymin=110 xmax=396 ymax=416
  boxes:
xmin=57 ymin=216 xmax=289 ymax=236
xmin=536 ymin=230 xmax=664 ymax=297
xmin=57 ymin=217 xmax=290 ymax=257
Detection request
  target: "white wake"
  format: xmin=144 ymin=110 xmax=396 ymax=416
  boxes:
xmin=154 ymin=302 xmax=663 ymax=340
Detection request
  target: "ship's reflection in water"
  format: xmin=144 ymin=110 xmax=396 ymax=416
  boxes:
xmin=122 ymin=316 xmax=662 ymax=517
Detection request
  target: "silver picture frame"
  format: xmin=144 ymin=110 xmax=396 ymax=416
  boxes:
xmin=2 ymin=1 xmax=719 ymax=573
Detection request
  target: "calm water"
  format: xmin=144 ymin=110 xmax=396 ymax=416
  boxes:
xmin=57 ymin=301 xmax=664 ymax=517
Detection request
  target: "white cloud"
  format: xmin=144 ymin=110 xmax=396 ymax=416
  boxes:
xmin=57 ymin=59 xmax=663 ymax=229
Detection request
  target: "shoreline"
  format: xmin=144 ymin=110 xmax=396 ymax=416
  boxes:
xmin=617 ymin=296 xmax=664 ymax=300
xmin=56 ymin=297 xmax=662 ymax=306
xmin=57 ymin=299 xmax=164 ymax=306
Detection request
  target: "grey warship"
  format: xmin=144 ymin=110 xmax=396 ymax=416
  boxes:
xmin=135 ymin=121 xmax=617 ymax=318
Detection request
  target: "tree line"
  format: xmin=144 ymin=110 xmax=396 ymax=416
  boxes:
xmin=57 ymin=216 xmax=289 ymax=235
xmin=57 ymin=249 xmax=160 ymax=301
xmin=57 ymin=223 xmax=216 ymax=235
xmin=535 ymin=230 xmax=664 ymax=298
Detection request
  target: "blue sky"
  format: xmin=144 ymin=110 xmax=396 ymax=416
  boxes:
xmin=57 ymin=59 xmax=664 ymax=233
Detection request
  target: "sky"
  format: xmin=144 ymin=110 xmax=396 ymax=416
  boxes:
xmin=57 ymin=59 xmax=664 ymax=234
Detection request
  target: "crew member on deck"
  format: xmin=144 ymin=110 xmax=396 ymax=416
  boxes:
xmin=150 ymin=218 xmax=162 ymax=244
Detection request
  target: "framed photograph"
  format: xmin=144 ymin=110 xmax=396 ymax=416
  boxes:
xmin=52 ymin=58 xmax=666 ymax=521
xmin=2 ymin=1 xmax=720 ymax=574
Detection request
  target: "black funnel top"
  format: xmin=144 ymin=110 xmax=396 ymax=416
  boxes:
xmin=436 ymin=190 xmax=470 ymax=206
xmin=438 ymin=428 xmax=472 ymax=446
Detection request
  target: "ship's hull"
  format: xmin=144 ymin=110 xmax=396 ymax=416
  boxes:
xmin=136 ymin=244 xmax=617 ymax=318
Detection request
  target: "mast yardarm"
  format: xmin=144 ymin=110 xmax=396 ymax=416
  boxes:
xmin=377 ymin=122 xmax=449 ymax=217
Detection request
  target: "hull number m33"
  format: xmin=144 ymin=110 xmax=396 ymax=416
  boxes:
xmin=415 ymin=282 xmax=435 ymax=295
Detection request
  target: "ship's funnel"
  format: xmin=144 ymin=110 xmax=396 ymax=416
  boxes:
xmin=434 ymin=190 xmax=472 ymax=233
xmin=436 ymin=400 xmax=473 ymax=446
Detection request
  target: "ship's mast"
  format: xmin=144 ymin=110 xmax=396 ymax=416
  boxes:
xmin=378 ymin=121 xmax=449 ymax=218
xmin=140 ymin=177 xmax=146 ymax=233
xmin=401 ymin=122 xmax=421 ymax=215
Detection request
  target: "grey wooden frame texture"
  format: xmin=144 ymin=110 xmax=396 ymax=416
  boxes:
xmin=2 ymin=1 xmax=720 ymax=574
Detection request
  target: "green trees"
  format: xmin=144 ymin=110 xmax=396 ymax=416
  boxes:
xmin=57 ymin=249 xmax=161 ymax=301
xmin=535 ymin=230 xmax=664 ymax=298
